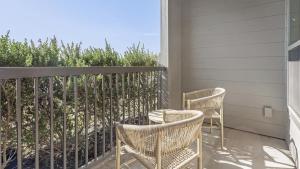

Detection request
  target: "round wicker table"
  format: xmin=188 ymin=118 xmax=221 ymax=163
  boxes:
xmin=148 ymin=109 xmax=175 ymax=124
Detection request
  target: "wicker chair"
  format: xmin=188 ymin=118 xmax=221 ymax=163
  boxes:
xmin=116 ymin=110 xmax=204 ymax=169
xmin=182 ymin=88 xmax=226 ymax=149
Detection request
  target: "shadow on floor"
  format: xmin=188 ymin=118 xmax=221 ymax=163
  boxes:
xmin=94 ymin=128 xmax=295 ymax=169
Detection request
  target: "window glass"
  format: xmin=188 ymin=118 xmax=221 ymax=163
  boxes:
xmin=290 ymin=0 xmax=300 ymax=44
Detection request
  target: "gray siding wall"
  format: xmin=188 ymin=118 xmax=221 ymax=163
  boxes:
xmin=181 ymin=0 xmax=287 ymax=138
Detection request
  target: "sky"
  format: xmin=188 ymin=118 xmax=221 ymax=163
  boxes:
xmin=0 ymin=0 xmax=160 ymax=53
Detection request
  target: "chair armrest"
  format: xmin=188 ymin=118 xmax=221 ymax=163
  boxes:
xmin=183 ymin=89 xmax=213 ymax=100
xmin=187 ymin=93 xmax=225 ymax=111
xmin=183 ymin=89 xmax=214 ymax=108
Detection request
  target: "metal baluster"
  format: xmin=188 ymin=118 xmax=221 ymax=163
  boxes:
xmin=16 ymin=78 xmax=22 ymax=169
xmin=109 ymin=75 xmax=113 ymax=150
xmin=142 ymin=73 xmax=145 ymax=124
xmin=93 ymin=76 xmax=98 ymax=159
xmin=0 ymin=80 xmax=2 ymax=168
xmin=159 ymin=70 xmax=163 ymax=109
xmin=157 ymin=71 xmax=159 ymax=109
xmin=122 ymin=74 xmax=125 ymax=123
xmin=137 ymin=73 xmax=141 ymax=125
xmin=152 ymin=71 xmax=155 ymax=111
xmin=115 ymin=74 xmax=119 ymax=122
xmin=101 ymin=75 xmax=106 ymax=156
xmin=63 ymin=77 xmax=67 ymax=169
xmin=84 ymin=76 xmax=89 ymax=166
xmin=132 ymin=73 xmax=136 ymax=124
xmin=148 ymin=72 xmax=152 ymax=112
xmin=34 ymin=78 xmax=39 ymax=169
xmin=145 ymin=72 xmax=149 ymax=119
xmin=74 ymin=77 xmax=78 ymax=169
xmin=127 ymin=74 xmax=131 ymax=123
xmin=154 ymin=71 xmax=157 ymax=110
xmin=152 ymin=71 xmax=156 ymax=110
xmin=49 ymin=77 xmax=54 ymax=169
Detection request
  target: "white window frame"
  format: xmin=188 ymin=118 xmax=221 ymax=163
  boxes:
xmin=286 ymin=0 xmax=300 ymax=118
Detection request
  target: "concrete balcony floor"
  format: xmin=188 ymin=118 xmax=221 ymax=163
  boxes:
xmin=93 ymin=128 xmax=295 ymax=169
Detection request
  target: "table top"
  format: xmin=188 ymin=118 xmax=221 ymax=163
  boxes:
xmin=148 ymin=109 xmax=175 ymax=124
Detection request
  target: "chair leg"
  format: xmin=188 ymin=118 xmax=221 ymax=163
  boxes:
xmin=220 ymin=108 xmax=224 ymax=149
xmin=116 ymin=138 xmax=121 ymax=169
xmin=156 ymin=134 xmax=162 ymax=169
xmin=197 ymin=132 xmax=203 ymax=169
xmin=210 ymin=117 xmax=213 ymax=133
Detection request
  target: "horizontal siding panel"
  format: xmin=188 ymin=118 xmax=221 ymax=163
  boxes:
xmin=182 ymin=79 xmax=285 ymax=98
xmin=224 ymin=103 xmax=288 ymax=126
xmin=185 ymin=57 xmax=285 ymax=71
xmin=186 ymin=29 xmax=285 ymax=48
xmin=186 ymin=0 xmax=284 ymax=25
xmin=186 ymin=43 xmax=284 ymax=58
xmin=183 ymin=14 xmax=285 ymax=36
xmin=223 ymin=92 xmax=285 ymax=111
xmin=186 ymin=0 xmax=282 ymax=17
xmin=224 ymin=115 xmax=286 ymax=138
xmin=187 ymin=69 xmax=285 ymax=84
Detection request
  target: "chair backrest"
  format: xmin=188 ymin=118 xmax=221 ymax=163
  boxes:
xmin=116 ymin=110 xmax=204 ymax=157
xmin=183 ymin=88 xmax=226 ymax=111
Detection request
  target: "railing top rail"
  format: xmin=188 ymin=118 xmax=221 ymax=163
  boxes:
xmin=0 ymin=66 xmax=166 ymax=79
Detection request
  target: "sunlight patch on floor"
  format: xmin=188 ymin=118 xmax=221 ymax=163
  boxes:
xmin=214 ymin=160 xmax=252 ymax=169
xmin=263 ymin=146 xmax=295 ymax=169
xmin=94 ymin=128 xmax=295 ymax=169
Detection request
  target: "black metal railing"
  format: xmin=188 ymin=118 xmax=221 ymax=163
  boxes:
xmin=0 ymin=66 xmax=167 ymax=169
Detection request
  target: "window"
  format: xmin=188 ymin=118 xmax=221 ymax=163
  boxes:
xmin=288 ymin=0 xmax=300 ymax=115
xmin=290 ymin=0 xmax=300 ymax=44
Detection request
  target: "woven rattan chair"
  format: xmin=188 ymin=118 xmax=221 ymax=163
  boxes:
xmin=182 ymin=88 xmax=226 ymax=148
xmin=116 ymin=110 xmax=204 ymax=169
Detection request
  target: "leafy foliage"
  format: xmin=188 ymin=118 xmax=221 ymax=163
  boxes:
xmin=0 ymin=32 xmax=158 ymax=67
xmin=123 ymin=43 xmax=157 ymax=66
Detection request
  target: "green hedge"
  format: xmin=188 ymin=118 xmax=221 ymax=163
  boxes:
xmin=0 ymin=31 xmax=158 ymax=67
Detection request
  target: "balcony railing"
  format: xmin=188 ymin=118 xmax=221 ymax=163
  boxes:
xmin=0 ymin=66 xmax=167 ymax=169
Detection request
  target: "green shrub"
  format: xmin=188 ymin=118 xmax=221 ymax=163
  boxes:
xmin=0 ymin=32 xmax=158 ymax=67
